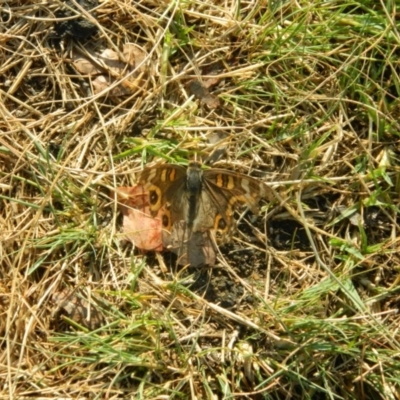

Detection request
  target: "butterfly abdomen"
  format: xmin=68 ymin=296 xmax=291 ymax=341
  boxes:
xmin=186 ymin=162 xmax=204 ymax=230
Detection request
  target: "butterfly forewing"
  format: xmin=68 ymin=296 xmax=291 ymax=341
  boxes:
xmin=139 ymin=165 xmax=187 ymax=213
xmin=203 ymin=169 xmax=268 ymax=213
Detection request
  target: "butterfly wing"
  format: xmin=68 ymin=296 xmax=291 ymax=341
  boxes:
xmin=163 ymin=221 xmax=216 ymax=267
xmin=199 ymin=168 xmax=269 ymax=233
xmin=203 ymin=168 xmax=268 ymax=210
xmin=138 ymin=164 xmax=188 ymax=232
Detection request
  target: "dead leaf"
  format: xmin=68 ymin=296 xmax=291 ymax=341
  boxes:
xmin=52 ymin=289 xmax=104 ymax=330
xmin=202 ymin=76 xmax=220 ymax=88
xmin=204 ymin=131 xmax=229 ymax=164
xmin=72 ymin=43 xmax=148 ymax=96
xmin=92 ymin=74 xmax=131 ymax=97
xmin=116 ymin=186 xmax=163 ymax=251
xmin=123 ymin=43 xmax=147 ymax=72
xmin=72 ymin=54 xmax=101 ymax=75
xmin=188 ymin=80 xmax=220 ymax=109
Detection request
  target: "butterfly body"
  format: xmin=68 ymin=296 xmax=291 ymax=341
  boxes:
xmin=138 ymin=161 xmax=268 ymax=237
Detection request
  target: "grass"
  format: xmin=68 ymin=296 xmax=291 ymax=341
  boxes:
xmin=1 ymin=0 xmax=400 ymax=398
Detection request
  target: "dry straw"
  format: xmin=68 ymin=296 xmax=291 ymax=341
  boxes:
xmin=1 ymin=0 xmax=400 ymax=398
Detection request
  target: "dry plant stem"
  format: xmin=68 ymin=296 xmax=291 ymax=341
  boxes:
xmin=1 ymin=0 xmax=400 ymax=398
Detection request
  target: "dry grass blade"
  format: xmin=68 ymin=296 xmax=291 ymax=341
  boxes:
xmin=1 ymin=0 xmax=400 ymax=398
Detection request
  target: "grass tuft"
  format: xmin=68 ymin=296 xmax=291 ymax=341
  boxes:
xmin=1 ymin=0 xmax=400 ymax=398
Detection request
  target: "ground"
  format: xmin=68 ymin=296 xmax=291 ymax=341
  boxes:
xmin=1 ymin=0 xmax=400 ymax=398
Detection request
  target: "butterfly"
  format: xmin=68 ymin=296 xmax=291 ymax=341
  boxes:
xmin=138 ymin=161 xmax=269 ymax=240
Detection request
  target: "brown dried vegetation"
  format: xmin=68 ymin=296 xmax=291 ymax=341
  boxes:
xmin=1 ymin=0 xmax=400 ymax=398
